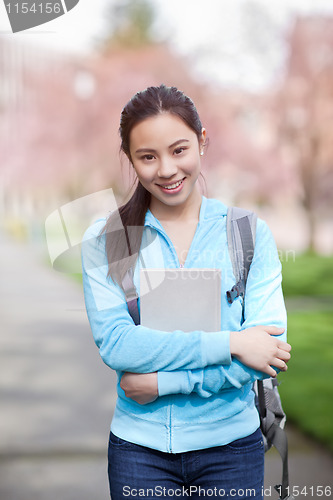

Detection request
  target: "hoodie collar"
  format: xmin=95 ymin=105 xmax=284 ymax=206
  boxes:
xmin=144 ymin=195 xmax=208 ymax=229
xmin=144 ymin=196 xmax=228 ymax=229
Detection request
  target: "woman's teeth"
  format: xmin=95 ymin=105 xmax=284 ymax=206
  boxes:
xmin=161 ymin=179 xmax=183 ymax=190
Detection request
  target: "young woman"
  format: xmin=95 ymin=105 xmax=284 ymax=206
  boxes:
xmin=81 ymin=84 xmax=291 ymax=499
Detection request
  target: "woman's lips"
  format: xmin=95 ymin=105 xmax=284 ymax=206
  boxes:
xmin=157 ymin=178 xmax=185 ymax=194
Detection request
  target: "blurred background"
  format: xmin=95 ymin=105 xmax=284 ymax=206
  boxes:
xmin=0 ymin=1 xmax=332 ymax=499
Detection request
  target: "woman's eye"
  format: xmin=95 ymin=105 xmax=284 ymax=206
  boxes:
xmin=174 ymin=147 xmax=186 ymax=155
xmin=142 ymin=154 xmax=155 ymax=161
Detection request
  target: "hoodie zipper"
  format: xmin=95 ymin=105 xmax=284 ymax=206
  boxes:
xmin=145 ymin=222 xmax=181 ymax=268
xmin=144 ymin=222 xmax=194 ymax=452
xmin=145 ymin=220 xmax=201 ymax=269
xmin=144 ymin=219 xmax=202 ymax=453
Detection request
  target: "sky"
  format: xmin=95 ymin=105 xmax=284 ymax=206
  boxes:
xmin=1 ymin=0 xmax=333 ymax=91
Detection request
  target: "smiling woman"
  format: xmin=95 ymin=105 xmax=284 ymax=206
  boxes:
xmin=81 ymin=84 xmax=290 ymax=500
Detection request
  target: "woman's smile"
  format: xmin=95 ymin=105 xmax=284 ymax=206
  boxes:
xmin=156 ymin=177 xmax=186 ymax=194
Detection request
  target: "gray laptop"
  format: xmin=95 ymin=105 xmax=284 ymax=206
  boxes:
xmin=140 ymin=268 xmax=221 ymax=332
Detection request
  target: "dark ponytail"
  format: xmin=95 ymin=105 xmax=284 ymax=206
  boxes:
xmin=103 ymin=84 xmax=203 ymax=287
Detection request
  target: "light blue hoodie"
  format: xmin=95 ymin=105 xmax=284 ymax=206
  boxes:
xmin=81 ymin=196 xmax=287 ymax=454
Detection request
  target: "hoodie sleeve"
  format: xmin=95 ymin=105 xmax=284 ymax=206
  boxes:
xmin=158 ymin=218 xmax=287 ymax=397
xmin=158 ymin=360 xmax=269 ymax=397
xmin=81 ymin=221 xmax=232 ymax=374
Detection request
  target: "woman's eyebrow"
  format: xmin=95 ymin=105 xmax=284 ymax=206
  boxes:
xmin=168 ymin=139 xmax=190 ymax=149
xmin=135 ymin=139 xmax=189 ymax=155
xmin=135 ymin=147 xmax=157 ymax=154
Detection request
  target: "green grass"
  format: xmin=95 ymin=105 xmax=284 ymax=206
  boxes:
xmin=278 ymin=311 xmax=333 ymax=452
xmin=281 ymin=252 xmax=333 ymax=297
xmin=280 ymin=253 xmax=333 ymax=451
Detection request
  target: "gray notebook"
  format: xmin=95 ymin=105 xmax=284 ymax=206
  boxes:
xmin=140 ymin=268 xmax=221 ymax=332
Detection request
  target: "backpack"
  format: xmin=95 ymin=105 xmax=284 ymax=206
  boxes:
xmin=120 ymin=206 xmax=293 ymax=500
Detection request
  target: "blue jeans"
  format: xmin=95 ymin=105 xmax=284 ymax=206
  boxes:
xmin=108 ymin=428 xmax=264 ymax=499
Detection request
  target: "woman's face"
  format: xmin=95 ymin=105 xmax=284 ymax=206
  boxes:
xmin=129 ymin=112 xmax=206 ymax=215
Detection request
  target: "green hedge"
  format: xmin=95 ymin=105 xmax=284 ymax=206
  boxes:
xmin=281 ymin=252 xmax=333 ymax=297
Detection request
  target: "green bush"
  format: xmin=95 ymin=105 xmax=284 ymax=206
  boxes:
xmin=281 ymin=252 xmax=333 ymax=297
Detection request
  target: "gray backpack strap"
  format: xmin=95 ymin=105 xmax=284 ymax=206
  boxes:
xmin=257 ymin=378 xmax=290 ymax=499
xmin=121 ymin=230 xmax=154 ymax=326
xmin=226 ymin=207 xmax=257 ymax=304
xmin=269 ymin=424 xmax=291 ymax=500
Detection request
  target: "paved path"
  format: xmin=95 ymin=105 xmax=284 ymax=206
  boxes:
xmin=0 ymin=232 xmax=332 ymax=500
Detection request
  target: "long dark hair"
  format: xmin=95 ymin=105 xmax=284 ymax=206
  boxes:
xmin=103 ymin=84 xmax=204 ymax=287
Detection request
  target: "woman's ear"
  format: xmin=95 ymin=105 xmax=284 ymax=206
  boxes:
xmin=200 ymin=128 xmax=207 ymax=155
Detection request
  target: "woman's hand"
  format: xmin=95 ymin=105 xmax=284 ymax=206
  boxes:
xmin=230 ymin=326 xmax=291 ymax=378
xmin=120 ymin=372 xmax=158 ymax=404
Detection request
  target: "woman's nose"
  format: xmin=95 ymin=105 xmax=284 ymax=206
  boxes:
xmin=157 ymin=157 xmax=178 ymax=178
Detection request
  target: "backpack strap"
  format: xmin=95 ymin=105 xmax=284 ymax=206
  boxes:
xmin=226 ymin=207 xmax=257 ymax=305
xmin=257 ymin=379 xmax=290 ymax=499
xmin=269 ymin=425 xmax=290 ymax=500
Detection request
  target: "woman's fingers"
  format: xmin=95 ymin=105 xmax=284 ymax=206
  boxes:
xmin=273 ymin=358 xmax=288 ymax=371
xmin=277 ymin=340 xmax=292 ymax=352
xmin=277 ymin=348 xmax=291 ymax=361
xmin=264 ymin=365 xmax=278 ymax=377
xmin=231 ymin=326 xmax=291 ymax=374
xmin=265 ymin=326 xmax=285 ymax=335
xmin=264 ymin=359 xmax=287 ymax=377
xmin=263 ymin=326 xmax=292 ymax=352
xmin=264 ymin=327 xmax=291 ymax=352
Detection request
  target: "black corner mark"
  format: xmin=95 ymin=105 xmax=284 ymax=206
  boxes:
xmin=3 ymin=0 xmax=81 ymax=34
